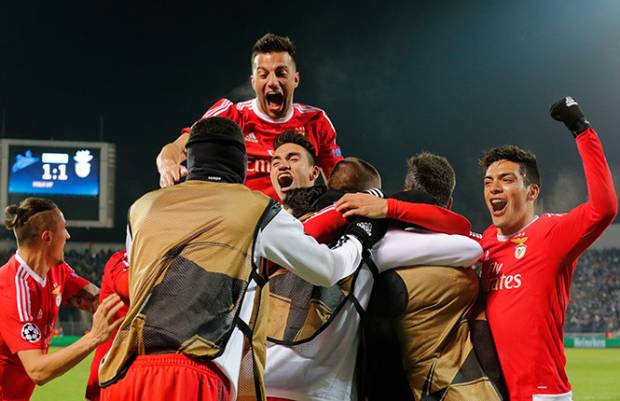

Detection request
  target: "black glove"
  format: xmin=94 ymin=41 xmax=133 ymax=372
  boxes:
xmin=344 ymin=217 xmax=387 ymax=250
xmin=550 ymin=96 xmax=591 ymax=138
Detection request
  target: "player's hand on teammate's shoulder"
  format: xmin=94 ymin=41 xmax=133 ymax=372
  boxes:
xmin=335 ymin=193 xmax=388 ymax=219
xmin=158 ymin=161 xmax=188 ymax=188
xmin=550 ymin=96 xmax=591 ymax=137
xmin=86 ymin=294 xmax=125 ymax=346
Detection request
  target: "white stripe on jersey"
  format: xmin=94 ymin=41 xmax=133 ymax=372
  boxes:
xmin=15 ymin=267 xmax=25 ymax=321
xmin=16 ymin=266 xmax=31 ymax=322
xmin=203 ymin=99 xmax=233 ymax=118
xmin=293 ymin=104 xmax=337 ymax=133
xmin=235 ymin=99 xmax=253 ymax=110
xmin=310 ymin=205 xmax=337 ymax=218
xmin=23 ymin=269 xmax=32 ymax=320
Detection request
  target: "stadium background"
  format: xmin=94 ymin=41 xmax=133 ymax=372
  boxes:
xmin=1 ymin=0 xmax=619 ymax=399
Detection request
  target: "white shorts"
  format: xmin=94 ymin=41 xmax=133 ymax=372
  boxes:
xmin=532 ymin=391 xmax=573 ymax=401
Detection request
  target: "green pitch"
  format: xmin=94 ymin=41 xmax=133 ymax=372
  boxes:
xmin=31 ymin=347 xmax=620 ymax=401
xmin=32 ymin=347 xmax=94 ymax=401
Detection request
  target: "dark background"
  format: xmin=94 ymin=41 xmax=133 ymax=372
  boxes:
xmin=2 ymin=0 xmax=619 ymax=242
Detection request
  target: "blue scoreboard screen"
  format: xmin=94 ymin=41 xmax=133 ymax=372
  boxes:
xmin=8 ymin=146 xmax=100 ymax=196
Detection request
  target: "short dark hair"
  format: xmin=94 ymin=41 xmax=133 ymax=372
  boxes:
xmin=404 ymin=152 xmax=455 ymax=207
xmin=251 ymin=33 xmax=296 ymax=66
xmin=273 ymin=130 xmax=317 ymax=165
xmin=187 ymin=117 xmax=244 ymax=147
xmin=479 ymin=145 xmax=540 ymax=186
xmin=4 ymin=197 xmax=59 ymax=246
xmin=328 ymin=157 xmax=382 ymax=193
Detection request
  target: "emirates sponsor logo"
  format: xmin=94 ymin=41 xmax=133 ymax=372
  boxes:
xmin=247 ymin=159 xmax=271 ymax=173
xmin=484 ymin=262 xmax=522 ymax=292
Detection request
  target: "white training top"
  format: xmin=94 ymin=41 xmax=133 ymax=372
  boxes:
xmin=257 ymin=228 xmax=482 ymax=401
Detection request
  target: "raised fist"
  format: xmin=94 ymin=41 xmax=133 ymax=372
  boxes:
xmin=550 ymin=96 xmax=591 ymax=137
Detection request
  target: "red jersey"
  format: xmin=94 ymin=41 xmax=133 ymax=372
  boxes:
xmin=0 ymin=253 xmax=89 ymax=401
xmin=480 ymin=128 xmax=617 ymax=401
xmin=85 ymin=250 xmax=129 ymax=401
xmin=183 ymin=98 xmax=343 ymax=200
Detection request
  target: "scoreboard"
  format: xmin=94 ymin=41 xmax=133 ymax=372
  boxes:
xmin=1 ymin=139 xmax=116 ymax=228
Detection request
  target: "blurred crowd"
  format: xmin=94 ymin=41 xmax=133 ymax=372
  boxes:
xmin=565 ymin=248 xmax=620 ymax=333
xmin=0 ymin=248 xmax=117 ymax=287
xmin=0 ymin=246 xmax=618 ymax=332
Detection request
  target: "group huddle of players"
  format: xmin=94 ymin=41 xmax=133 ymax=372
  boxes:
xmin=0 ymin=33 xmax=617 ymax=401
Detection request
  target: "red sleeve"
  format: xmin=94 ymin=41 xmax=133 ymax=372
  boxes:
xmin=101 ymin=250 xmax=130 ymax=305
xmin=303 ymin=206 xmax=348 ymax=244
xmin=316 ymin=111 xmax=343 ymax=177
xmin=113 ymin=269 xmax=130 ymax=304
xmin=0 ymin=285 xmax=45 ymax=353
xmin=547 ymin=128 xmax=618 ymax=256
xmin=179 ymin=98 xmax=240 ymax=136
xmin=61 ymin=263 xmax=90 ymax=301
xmin=386 ymin=199 xmax=472 ymax=235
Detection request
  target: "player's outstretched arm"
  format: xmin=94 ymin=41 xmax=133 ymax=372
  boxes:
xmin=17 ymin=295 xmax=124 ymax=385
xmin=156 ymin=133 xmax=189 ymax=188
xmin=335 ymin=192 xmax=472 ymax=235
xmin=372 ymin=231 xmax=483 ymax=272
xmin=256 ymin=209 xmax=369 ymax=287
xmin=548 ymin=97 xmax=618 ymax=249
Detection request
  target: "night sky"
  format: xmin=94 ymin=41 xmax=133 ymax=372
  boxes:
xmin=2 ymin=0 xmax=619 ymax=242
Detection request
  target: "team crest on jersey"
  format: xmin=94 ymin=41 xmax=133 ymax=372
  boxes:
xmin=52 ymin=285 xmax=62 ymax=306
xmin=21 ymin=323 xmax=41 ymax=343
xmin=511 ymin=237 xmax=528 ymax=259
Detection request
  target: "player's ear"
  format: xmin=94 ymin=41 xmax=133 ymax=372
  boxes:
xmin=293 ymin=71 xmax=300 ymax=89
xmin=40 ymin=229 xmax=52 ymax=244
xmin=309 ymin=164 xmax=320 ymax=181
xmin=446 ymin=197 xmax=454 ymax=210
xmin=527 ymin=184 xmax=540 ymax=202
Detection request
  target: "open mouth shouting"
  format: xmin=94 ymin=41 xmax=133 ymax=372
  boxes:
xmin=265 ymin=92 xmax=285 ymax=114
xmin=277 ymin=173 xmax=294 ymax=193
xmin=489 ymin=198 xmax=508 ymax=217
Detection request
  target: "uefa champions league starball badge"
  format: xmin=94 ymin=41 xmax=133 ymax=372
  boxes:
xmin=74 ymin=150 xmax=93 ymax=178
xmin=21 ymin=323 xmax=42 ymax=343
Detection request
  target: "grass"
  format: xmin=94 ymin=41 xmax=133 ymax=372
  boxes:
xmin=32 ymin=347 xmax=94 ymax=401
xmin=31 ymin=347 xmax=620 ymax=401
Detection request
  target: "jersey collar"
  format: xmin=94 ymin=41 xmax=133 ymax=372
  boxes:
xmin=15 ymin=251 xmax=48 ymax=287
xmin=251 ymin=98 xmax=295 ymax=124
xmin=496 ymin=215 xmax=539 ymax=242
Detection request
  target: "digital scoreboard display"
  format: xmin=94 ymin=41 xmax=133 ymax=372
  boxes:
xmin=1 ymin=139 xmax=115 ymax=228
xmin=8 ymin=146 xmax=100 ymax=196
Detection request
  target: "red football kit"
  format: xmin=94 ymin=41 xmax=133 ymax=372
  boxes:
xmin=480 ymin=128 xmax=617 ymax=401
xmin=85 ymin=250 xmax=129 ymax=401
xmin=0 ymin=253 xmax=89 ymax=401
xmin=182 ymin=98 xmax=343 ymax=200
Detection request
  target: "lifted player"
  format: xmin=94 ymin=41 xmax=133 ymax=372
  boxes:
xmin=157 ymin=33 xmax=342 ymax=199
xmin=0 ymin=198 xmax=124 ymax=401
xmin=478 ymin=97 xmax=617 ymax=401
